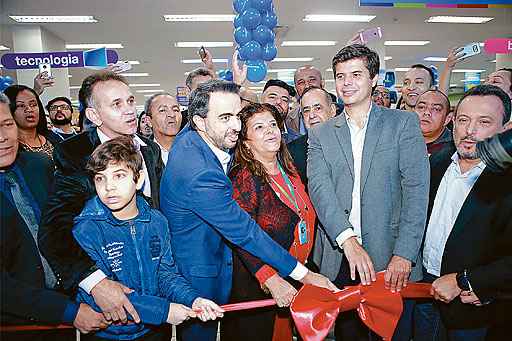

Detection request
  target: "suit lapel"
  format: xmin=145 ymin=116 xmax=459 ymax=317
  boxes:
xmin=333 ymin=115 xmax=354 ymax=178
xmin=360 ymin=105 xmax=384 ymax=192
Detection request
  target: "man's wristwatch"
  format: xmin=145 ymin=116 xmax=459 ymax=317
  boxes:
xmin=456 ymin=269 xmax=473 ymax=292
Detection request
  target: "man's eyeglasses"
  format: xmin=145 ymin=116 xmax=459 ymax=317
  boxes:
xmin=49 ymin=104 xmax=72 ymax=112
xmin=372 ymin=90 xmax=390 ymax=99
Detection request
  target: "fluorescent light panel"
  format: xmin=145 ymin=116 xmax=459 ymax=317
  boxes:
xmin=136 ymin=89 xmax=165 ymax=93
xmin=281 ymin=41 xmax=337 ymax=46
xmin=303 ymin=15 xmax=375 ymax=22
xmin=120 ymin=73 xmax=149 ymax=77
xmin=267 ymin=68 xmax=297 ymax=73
xmin=129 ymin=83 xmax=161 ymax=87
xmin=395 ymin=68 xmax=411 ymax=72
xmin=175 ymin=42 xmax=233 ymax=48
xmin=69 ymin=86 xmax=81 ymax=89
xmin=384 ymin=56 xmax=392 ymax=61
xmin=385 ymin=41 xmax=430 ymax=46
xmin=10 ymin=15 xmax=97 ymax=23
xmin=128 ymin=60 xmax=140 ymax=65
xmin=426 ymin=16 xmax=493 ymax=24
xmin=66 ymin=43 xmax=123 ymax=49
xmin=424 ymin=57 xmax=448 ymax=62
xmin=0 ymin=45 xmax=10 ymax=51
xmin=181 ymin=58 xmax=228 ymax=64
xmin=452 ymin=69 xmax=486 ymax=73
xmin=273 ymin=57 xmax=314 ymax=62
xmin=164 ymin=14 xmax=235 ymax=22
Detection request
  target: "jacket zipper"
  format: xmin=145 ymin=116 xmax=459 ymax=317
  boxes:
xmin=129 ymin=221 xmax=146 ymax=294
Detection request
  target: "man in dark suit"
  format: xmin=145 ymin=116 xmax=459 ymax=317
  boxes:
xmin=0 ymin=93 xmax=107 ymax=340
xmin=39 ymin=72 xmax=164 ymax=326
xmin=287 ymin=86 xmax=337 ymax=186
xmin=160 ymin=80 xmax=338 ymax=341
xmin=415 ymin=84 xmax=512 ymax=341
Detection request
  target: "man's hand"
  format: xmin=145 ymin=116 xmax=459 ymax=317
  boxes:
xmin=431 ymin=273 xmax=461 ymax=303
xmin=300 ymin=270 xmax=339 ymax=292
xmin=342 ymin=237 xmax=376 ymax=285
xmin=263 ymin=274 xmax=297 ymax=307
xmin=445 ymin=47 xmax=465 ymax=69
xmin=346 ymin=30 xmax=364 ymax=46
xmin=192 ymin=297 xmax=224 ymax=322
xmin=73 ymin=303 xmax=110 ymax=334
xmin=232 ymin=50 xmax=247 ymax=86
xmin=385 ymin=255 xmax=412 ymax=292
xmin=90 ymin=278 xmax=140 ymax=324
xmin=167 ymin=303 xmax=196 ymax=325
xmin=200 ymin=48 xmax=216 ymax=74
xmin=460 ymin=291 xmax=483 ymax=306
xmin=33 ymin=72 xmax=55 ymax=95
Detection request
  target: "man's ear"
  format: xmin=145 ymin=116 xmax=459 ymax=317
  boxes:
xmin=371 ymin=74 xmax=379 ymax=88
xmin=86 ymin=107 xmax=102 ymax=127
xmin=444 ymin=112 xmax=453 ymax=127
xmin=192 ymin=115 xmax=206 ymax=132
xmin=329 ymin=103 xmax=337 ymax=119
xmin=136 ymin=170 xmax=145 ymax=190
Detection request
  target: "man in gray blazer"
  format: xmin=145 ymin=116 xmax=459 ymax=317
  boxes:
xmin=308 ymin=44 xmax=430 ymax=340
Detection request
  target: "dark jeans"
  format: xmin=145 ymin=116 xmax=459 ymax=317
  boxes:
xmin=414 ymin=269 xmax=487 ymax=341
xmin=333 ymin=258 xmax=414 ymax=341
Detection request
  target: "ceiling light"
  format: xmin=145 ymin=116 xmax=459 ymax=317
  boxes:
xmin=181 ymin=58 xmax=229 ymax=64
xmin=325 ymin=79 xmax=335 ymax=82
xmin=281 ymin=41 xmax=337 ymax=47
xmin=452 ymin=69 xmax=486 ymax=73
xmin=248 ymin=86 xmax=264 ymax=90
xmin=267 ymin=68 xmax=297 ymax=73
xmin=10 ymin=15 xmax=98 ymax=23
xmin=175 ymin=42 xmax=233 ymax=48
xmin=129 ymin=83 xmax=161 ymax=87
xmin=120 ymin=73 xmax=149 ymax=77
xmin=491 ymin=59 xmax=497 ymax=63
xmin=164 ymin=14 xmax=235 ymax=22
xmin=326 ymin=68 xmax=333 ymax=72
xmin=395 ymin=68 xmax=411 ymax=72
xmin=385 ymin=41 xmax=430 ymax=46
xmin=384 ymin=56 xmax=392 ymax=61
xmin=128 ymin=60 xmax=140 ymax=65
xmin=66 ymin=43 xmax=123 ymax=49
xmin=136 ymin=89 xmax=165 ymax=93
xmin=449 ymin=84 xmax=459 ymax=87
xmin=426 ymin=16 xmax=493 ymax=24
xmin=68 ymin=75 xmax=72 ymax=78
xmin=69 ymin=86 xmax=81 ymax=89
xmin=424 ymin=57 xmax=448 ymax=62
xmin=303 ymin=15 xmax=375 ymax=22
xmin=0 ymin=45 xmax=10 ymax=51
xmin=273 ymin=57 xmax=314 ymax=62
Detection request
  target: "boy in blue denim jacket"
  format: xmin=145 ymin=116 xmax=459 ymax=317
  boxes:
xmin=73 ymin=136 xmax=224 ymax=340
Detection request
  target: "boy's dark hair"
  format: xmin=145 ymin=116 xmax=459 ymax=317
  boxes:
xmin=410 ymin=64 xmax=435 ymax=87
xmin=332 ymin=44 xmax=380 ymax=80
xmin=87 ymin=136 xmax=143 ymax=182
xmin=455 ymin=84 xmax=511 ymax=125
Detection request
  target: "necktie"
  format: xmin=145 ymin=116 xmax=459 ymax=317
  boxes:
xmin=5 ymin=171 xmax=57 ymax=288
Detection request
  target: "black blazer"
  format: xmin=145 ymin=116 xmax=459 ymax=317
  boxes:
xmin=1 ymin=152 xmax=73 ymax=325
xmin=428 ymin=149 xmax=512 ymax=329
xmin=287 ymin=134 xmax=308 ymax=187
xmin=39 ymin=128 xmax=164 ymax=291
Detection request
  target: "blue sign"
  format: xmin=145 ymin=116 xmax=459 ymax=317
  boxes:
xmin=1 ymin=48 xmax=119 ymax=70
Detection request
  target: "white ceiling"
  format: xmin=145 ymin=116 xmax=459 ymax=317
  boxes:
xmin=1 ymin=0 xmax=511 ymax=106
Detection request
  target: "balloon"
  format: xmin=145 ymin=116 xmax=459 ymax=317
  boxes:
xmin=233 ymin=0 xmax=250 ymax=13
xmin=234 ymin=14 xmax=243 ymax=28
xmin=261 ymin=10 xmax=277 ymax=29
xmin=252 ymin=25 xmax=274 ymax=45
xmin=237 ymin=46 xmax=248 ymax=61
xmin=234 ymin=26 xmax=252 ymax=45
xmin=224 ymin=70 xmax=234 ymax=82
xmin=250 ymin=0 xmax=272 ymax=12
xmin=246 ymin=60 xmax=267 ymax=82
xmin=261 ymin=43 xmax=277 ymax=61
xmin=241 ymin=8 xmax=261 ymax=29
xmin=241 ymin=41 xmax=262 ymax=60
xmin=218 ymin=69 xmax=227 ymax=79
xmin=3 ymin=75 xmax=13 ymax=86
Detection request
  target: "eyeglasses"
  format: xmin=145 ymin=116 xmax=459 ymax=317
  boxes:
xmin=15 ymin=101 xmax=39 ymax=111
xmin=372 ymin=90 xmax=390 ymax=99
xmin=49 ymin=104 xmax=71 ymax=112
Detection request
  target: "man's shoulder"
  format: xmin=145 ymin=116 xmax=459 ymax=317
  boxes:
xmin=377 ymin=106 xmax=417 ymax=124
xmin=53 ymin=130 xmax=96 ymax=172
xmin=287 ymin=134 xmax=307 ymax=148
xmin=17 ymin=151 xmax=53 ymax=171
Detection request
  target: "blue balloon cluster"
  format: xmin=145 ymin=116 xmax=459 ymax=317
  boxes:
xmin=233 ymin=0 xmax=277 ymax=82
xmin=0 ymin=75 xmax=14 ymax=92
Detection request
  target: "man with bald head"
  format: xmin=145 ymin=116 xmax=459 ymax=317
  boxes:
xmin=414 ymin=90 xmax=454 ymax=155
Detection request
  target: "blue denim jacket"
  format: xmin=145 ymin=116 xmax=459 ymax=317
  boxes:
xmin=73 ymin=195 xmax=199 ymax=340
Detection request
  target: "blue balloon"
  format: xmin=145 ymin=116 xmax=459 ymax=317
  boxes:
xmin=241 ymin=41 xmax=262 ymax=60
xmin=224 ymin=70 xmax=234 ymax=82
xmin=237 ymin=46 xmax=248 ymax=61
xmin=250 ymin=0 xmax=272 ymax=12
xmin=234 ymin=14 xmax=243 ymax=28
xmin=261 ymin=43 xmax=277 ymax=61
xmin=218 ymin=69 xmax=227 ymax=79
xmin=261 ymin=10 xmax=277 ymax=29
xmin=0 ymin=82 xmax=10 ymax=92
xmin=252 ymin=25 xmax=274 ymax=45
xmin=241 ymin=8 xmax=261 ymax=29
xmin=246 ymin=60 xmax=267 ymax=82
xmin=3 ymin=75 xmax=13 ymax=86
xmin=234 ymin=26 xmax=252 ymax=45
xmin=233 ymin=0 xmax=250 ymax=13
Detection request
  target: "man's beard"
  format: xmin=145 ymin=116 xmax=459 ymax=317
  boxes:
xmin=455 ymin=132 xmax=479 ymax=160
xmin=50 ymin=117 xmax=72 ymax=126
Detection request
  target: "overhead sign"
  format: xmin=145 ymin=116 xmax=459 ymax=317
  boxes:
xmin=1 ymin=47 xmax=119 ymax=70
xmin=176 ymin=86 xmax=189 ymax=106
xmin=360 ymin=0 xmax=512 ymax=7
xmin=484 ymin=38 xmax=512 ymax=54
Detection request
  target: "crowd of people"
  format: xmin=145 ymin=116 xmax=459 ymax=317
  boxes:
xmin=1 ymin=40 xmax=511 ymax=341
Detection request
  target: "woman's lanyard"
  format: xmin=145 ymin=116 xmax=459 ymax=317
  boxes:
xmin=270 ymin=163 xmax=308 ymax=245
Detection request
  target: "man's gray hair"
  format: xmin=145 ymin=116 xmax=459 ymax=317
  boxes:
xmin=186 ymin=68 xmax=213 ymax=90
xmin=144 ymin=92 xmax=174 ymax=116
xmin=0 ymin=92 xmax=10 ymax=105
xmin=188 ymin=80 xmax=240 ymax=130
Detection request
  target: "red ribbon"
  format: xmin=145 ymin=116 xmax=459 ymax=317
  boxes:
xmin=290 ymin=271 xmax=432 ymax=340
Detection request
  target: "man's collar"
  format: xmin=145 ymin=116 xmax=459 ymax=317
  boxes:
xmin=344 ymin=103 xmax=373 ymax=127
xmin=451 ymin=152 xmax=486 ymax=172
xmin=96 ymin=128 xmax=147 ymax=147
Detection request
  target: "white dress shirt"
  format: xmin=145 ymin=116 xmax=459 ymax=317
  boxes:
xmin=336 ymin=104 xmax=372 ymax=248
xmin=422 ymin=153 xmax=485 ymax=276
xmin=154 ymin=138 xmax=169 ymax=165
xmin=203 ymin=135 xmax=309 ymax=281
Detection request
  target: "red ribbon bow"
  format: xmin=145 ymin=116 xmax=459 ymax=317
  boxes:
xmin=290 ymin=272 xmax=432 ymax=340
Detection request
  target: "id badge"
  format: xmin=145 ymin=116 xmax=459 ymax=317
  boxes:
xmin=298 ymin=220 xmax=308 ymax=245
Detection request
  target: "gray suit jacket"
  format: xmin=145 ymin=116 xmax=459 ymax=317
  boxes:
xmin=308 ymin=105 xmax=429 ymax=282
